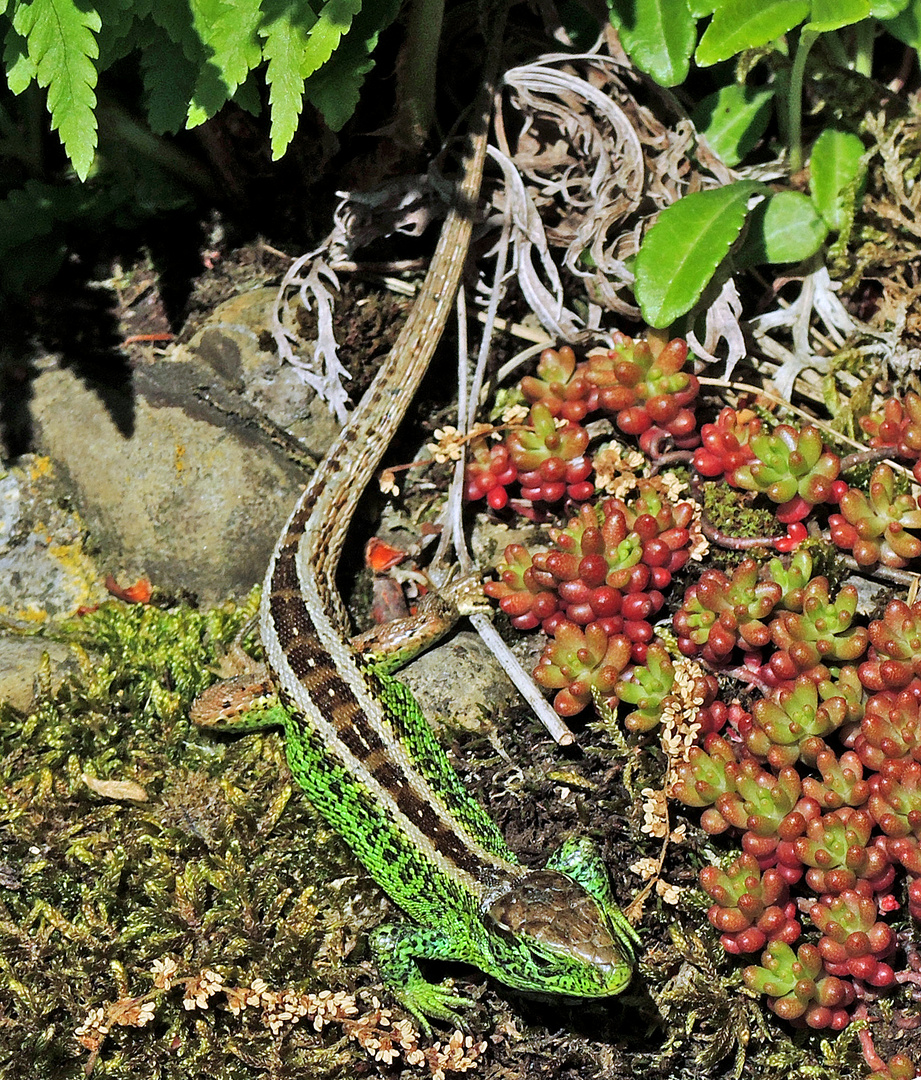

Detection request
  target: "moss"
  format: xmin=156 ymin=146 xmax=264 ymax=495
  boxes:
xmin=0 ymin=593 xmax=383 ymax=1079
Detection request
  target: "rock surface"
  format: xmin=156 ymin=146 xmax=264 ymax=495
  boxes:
xmin=24 ymin=287 xmax=332 ymax=604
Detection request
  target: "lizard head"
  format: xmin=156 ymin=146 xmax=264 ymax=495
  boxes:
xmin=482 ymin=868 xmax=636 ymax=998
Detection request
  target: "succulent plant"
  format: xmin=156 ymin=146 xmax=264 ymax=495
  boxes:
xmin=800 ymin=748 xmax=870 ymax=810
xmin=764 ymin=549 xmax=815 ymax=612
xmin=583 ymin=333 xmax=699 ymax=452
xmin=829 ymin=464 xmax=921 ymax=568
xmin=700 ymin=852 xmax=800 ymax=954
xmin=484 ymin=543 xmax=560 ymax=631
xmin=705 ymin=759 xmax=807 ymax=866
xmin=851 ymin=683 xmax=921 ymax=771
xmin=866 ymin=1054 xmax=919 ymax=1080
xmin=476 ymin=341 xmax=921 ymax=1053
xmin=788 ymin=808 xmax=894 ymax=895
xmin=860 ymin=391 xmax=921 ymax=483
xmin=743 ymin=941 xmax=855 ymax=1028
xmin=613 ymin=642 xmax=717 ymax=733
xmin=867 ymin=758 xmax=921 ymax=841
xmin=674 ymin=558 xmax=782 ymax=664
xmin=532 ymin=620 xmax=632 ymax=716
xmin=859 ymin=600 xmax=921 ymax=691
xmin=808 ymin=889 xmax=896 ymax=987
xmin=506 ymin=402 xmax=594 ymax=503
xmin=767 ymin=578 xmax=869 ymax=682
xmin=611 ymin=481 xmax=695 ymax=591
xmin=744 ymin=675 xmax=850 ymax=769
xmin=693 ymin=407 xmax=760 ymax=481
xmin=464 ymin=438 xmax=518 ymax=509
xmin=520 ymin=345 xmax=595 ymax=422
xmin=669 ymin=733 xmax=740 ymax=811
xmin=729 ymin=424 xmax=840 ymax=523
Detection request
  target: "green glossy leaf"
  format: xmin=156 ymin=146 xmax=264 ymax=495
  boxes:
xmin=735 ymin=191 xmax=828 ymax=265
xmin=692 ymin=84 xmax=774 ymax=166
xmin=870 ymin=0 xmax=909 ymax=18
xmin=805 ymin=0 xmax=870 ymax=30
xmin=809 ymin=127 xmax=866 ymax=230
xmin=634 ymin=181 xmax=764 ymax=327
xmin=12 ymin=0 xmax=101 ymax=179
xmin=882 ymin=0 xmax=921 ymax=45
xmin=695 ymin=0 xmax=808 ymax=65
xmin=607 ymin=0 xmax=696 ymax=85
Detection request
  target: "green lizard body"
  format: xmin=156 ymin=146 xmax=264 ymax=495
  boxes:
xmin=191 ymin=103 xmax=638 ymax=1028
xmin=194 ymin=653 xmax=637 ymax=1025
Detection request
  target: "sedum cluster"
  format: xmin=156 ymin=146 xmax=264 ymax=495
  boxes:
xmin=472 ymin=339 xmax=921 ymax=1077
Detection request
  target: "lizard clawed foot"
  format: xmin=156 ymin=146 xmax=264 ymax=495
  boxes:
xmin=438 ymin=573 xmax=492 ymax=619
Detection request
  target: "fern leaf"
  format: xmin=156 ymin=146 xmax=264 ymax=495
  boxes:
xmin=186 ymin=0 xmax=262 ymax=127
xmin=3 ymin=21 xmax=36 ymax=94
xmin=305 ymin=0 xmax=399 ymax=131
xmin=301 ymin=0 xmax=363 ymax=76
xmin=138 ymin=19 xmax=199 ymax=134
xmin=148 ymin=0 xmax=204 ymax=62
xmin=261 ymin=4 xmax=314 ymax=159
xmin=12 ymin=0 xmax=101 ymax=179
xmin=95 ymin=0 xmax=141 ymax=68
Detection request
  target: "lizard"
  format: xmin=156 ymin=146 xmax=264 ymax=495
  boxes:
xmin=191 ymin=94 xmax=639 ymax=1030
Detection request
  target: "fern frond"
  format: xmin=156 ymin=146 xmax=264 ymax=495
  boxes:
xmin=186 ymin=0 xmax=262 ymax=127
xmin=3 ymin=20 xmax=35 ymax=94
xmin=261 ymin=2 xmax=313 ymax=159
xmin=305 ymin=0 xmax=399 ymax=131
xmin=12 ymin=0 xmax=101 ymax=179
xmin=137 ymin=19 xmax=199 ymax=134
xmin=301 ymin=0 xmax=363 ymax=75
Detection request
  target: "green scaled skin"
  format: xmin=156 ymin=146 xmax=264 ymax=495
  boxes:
xmin=194 ymin=656 xmax=639 ymax=1031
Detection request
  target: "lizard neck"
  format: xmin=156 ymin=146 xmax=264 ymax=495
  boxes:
xmin=259 ymin=115 xmax=521 ymax=894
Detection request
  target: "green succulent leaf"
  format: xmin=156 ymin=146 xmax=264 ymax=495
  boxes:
xmin=634 ymin=180 xmax=764 ymax=327
xmin=695 ymin=0 xmax=809 ymax=65
xmin=607 ymin=0 xmax=697 ymax=85
xmin=736 ymin=190 xmax=829 ymax=265
xmin=692 ymin=84 xmax=775 ymax=166
xmin=12 ymin=0 xmax=102 ymax=180
xmin=809 ymin=127 xmax=866 ymax=230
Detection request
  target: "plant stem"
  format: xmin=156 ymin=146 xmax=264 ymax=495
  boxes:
xmin=788 ymin=28 xmax=819 ymax=173
xmin=853 ymin=19 xmax=875 ymax=77
xmin=393 ymin=0 xmax=446 ymax=149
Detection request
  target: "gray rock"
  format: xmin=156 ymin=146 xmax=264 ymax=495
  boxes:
xmin=26 ymin=293 xmax=329 ymax=604
xmin=0 ymin=458 xmax=105 ymax=619
xmin=0 ymin=635 xmax=81 ymax=712
xmin=399 ymin=630 xmax=521 ymax=734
